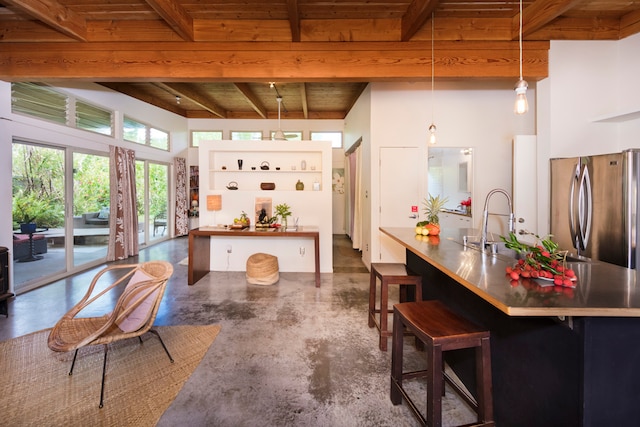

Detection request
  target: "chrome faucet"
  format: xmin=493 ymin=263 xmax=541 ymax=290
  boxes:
xmin=480 ymin=188 xmax=515 ymax=248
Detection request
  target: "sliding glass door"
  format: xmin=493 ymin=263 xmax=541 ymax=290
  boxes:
xmin=12 ymin=141 xmax=112 ymax=293
xmin=72 ymin=152 xmax=110 ymax=267
xmin=12 ymin=142 xmax=66 ymax=291
xmin=136 ymin=160 xmax=169 ymax=247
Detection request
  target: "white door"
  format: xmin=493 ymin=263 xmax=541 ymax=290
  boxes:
xmin=379 ymin=147 xmax=422 ymax=262
xmin=512 ymin=135 xmax=537 ymax=245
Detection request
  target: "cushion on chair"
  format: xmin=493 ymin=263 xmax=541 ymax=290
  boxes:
xmin=115 ymin=269 xmax=160 ymax=333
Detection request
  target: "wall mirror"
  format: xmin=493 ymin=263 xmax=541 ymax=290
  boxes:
xmin=427 ymin=147 xmax=473 ymax=215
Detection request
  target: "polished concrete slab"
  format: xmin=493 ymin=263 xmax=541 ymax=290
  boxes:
xmin=0 ymin=235 xmax=476 ymax=426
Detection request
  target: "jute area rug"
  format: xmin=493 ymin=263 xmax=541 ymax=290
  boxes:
xmin=0 ymin=324 xmax=221 ymax=427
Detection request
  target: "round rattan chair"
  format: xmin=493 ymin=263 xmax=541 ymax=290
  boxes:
xmin=47 ymin=261 xmax=174 ymax=408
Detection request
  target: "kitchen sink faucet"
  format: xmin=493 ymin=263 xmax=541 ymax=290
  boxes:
xmin=480 ymin=188 xmax=515 ymax=248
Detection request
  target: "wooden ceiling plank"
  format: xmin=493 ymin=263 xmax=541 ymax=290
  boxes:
xmin=234 ymin=83 xmax=268 ymax=118
xmin=286 ymin=0 xmax=301 ymax=42
xmin=517 ymin=0 xmax=585 ymax=39
xmin=300 ymin=83 xmax=308 ymax=119
xmin=2 ymin=0 xmax=87 ymax=41
xmin=144 ymin=0 xmax=194 ymax=41
xmin=158 ymin=82 xmax=227 ymax=118
xmin=401 ymin=0 xmax=440 ymax=41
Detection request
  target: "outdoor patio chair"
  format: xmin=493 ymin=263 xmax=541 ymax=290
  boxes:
xmin=47 ymin=261 xmax=174 ymax=408
xmin=153 ymin=211 xmax=167 ymax=236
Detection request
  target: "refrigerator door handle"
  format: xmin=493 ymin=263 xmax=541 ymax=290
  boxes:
xmin=569 ymin=163 xmax=580 ymax=250
xmin=577 ymin=164 xmax=593 ymax=250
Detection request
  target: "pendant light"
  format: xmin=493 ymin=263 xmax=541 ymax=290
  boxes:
xmin=428 ymin=12 xmax=437 ymax=144
xmin=273 ymin=96 xmax=286 ymax=140
xmin=514 ymin=0 xmax=529 ymax=115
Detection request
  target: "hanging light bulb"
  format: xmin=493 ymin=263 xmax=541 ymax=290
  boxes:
xmin=273 ymin=96 xmax=286 ymax=140
xmin=429 ymin=124 xmax=437 ymax=145
xmin=514 ymin=79 xmax=529 ymax=114
xmin=428 ymin=12 xmax=437 ymax=145
xmin=514 ymin=0 xmax=529 ymax=115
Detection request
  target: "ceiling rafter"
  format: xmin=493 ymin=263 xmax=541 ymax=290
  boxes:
xmin=401 ymin=0 xmax=439 ymax=42
xmin=286 ymin=0 xmax=301 ymax=42
xmin=516 ymin=0 xmax=585 ymax=40
xmin=234 ymin=83 xmax=268 ymax=119
xmin=2 ymin=0 xmax=87 ymax=41
xmin=300 ymin=83 xmax=308 ymax=119
xmin=99 ymin=82 xmax=186 ymax=116
xmin=155 ymin=82 xmax=226 ymax=118
xmin=144 ymin=0 xmax=194 ymax=41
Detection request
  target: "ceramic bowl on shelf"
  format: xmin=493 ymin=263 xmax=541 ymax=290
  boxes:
xmin=260 ymin=182 xmax=276 ymax=190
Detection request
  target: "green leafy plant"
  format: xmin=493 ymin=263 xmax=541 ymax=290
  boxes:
xmin=274 ymin=203 xmax=292 ymax=220
xmin=422 ymin=194 xmax=448 ymax=225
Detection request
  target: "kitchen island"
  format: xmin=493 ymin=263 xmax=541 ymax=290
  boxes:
xmin=381 ymin=227 xmax=640 ymax=427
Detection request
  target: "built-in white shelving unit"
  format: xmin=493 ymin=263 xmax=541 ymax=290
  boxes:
xmin=198 ymin=140 xmax=333 ymax=274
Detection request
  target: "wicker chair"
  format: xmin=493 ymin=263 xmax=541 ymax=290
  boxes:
xmin=47 ymin=261 xmax=174 ymax=408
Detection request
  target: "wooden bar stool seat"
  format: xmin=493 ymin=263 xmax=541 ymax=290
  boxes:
xmin=390 ymin=300 xmax=494 ymax=427
xmin=368 ymin=263 xmax=422 ymax=351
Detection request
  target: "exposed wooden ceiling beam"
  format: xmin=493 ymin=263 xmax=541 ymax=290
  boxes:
xmin=144 ymin=0 xmax=194 ymax=41
xmin=515 ymin=0 xmax=584 ymax=39
xmin=0 ymin=41 xmax=550 ymax=81
xmin=234 ymin=83 xmax=268 ymax=118
xmin=300 ymin=83 xmax=308 ymax=119
xmin=286 ymin=0 xmax=301 ymax=42
xmin=156 ymin=82 xmax=226 ymax=118
xmin=2 ymin=0 xmax=87 ymax=41
xmin=620 ymin=8 xmax=640 ymax=39
xmin=401 ymin=0 xmax=439 ymax=42
xmin=99 ymin=82 xmax=186 ymax=116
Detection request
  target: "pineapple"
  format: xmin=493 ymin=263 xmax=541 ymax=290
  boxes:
xmin=422 ymin=194 xmax=448 ymax=235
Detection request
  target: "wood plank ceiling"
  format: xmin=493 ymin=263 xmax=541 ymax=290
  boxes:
xmin=1 ymin=0 xmax=639 ymax=119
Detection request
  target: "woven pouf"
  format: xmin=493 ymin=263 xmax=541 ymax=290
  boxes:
xmin=246 ymin=253 xmax=279 ymax=285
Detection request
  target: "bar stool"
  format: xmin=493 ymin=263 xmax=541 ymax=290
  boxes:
xmin=368 ymin=263 xmax=422 ymax=351
xmin=390 ymin=300 xmax=494 ymax=427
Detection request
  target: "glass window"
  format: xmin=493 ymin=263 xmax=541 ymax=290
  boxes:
xmin=270 ymin=131 xmax=303 ymax=141
xmin=311 ymin=131 xmax=343 ymax=148
xmin=76 ymin=100 xmax=113 ymax=136
xmin=123 ymin=117 xmax=147 ymax=144
xmin=124 ymin=116 xmax=170 ymax=151
xmin=231 ymin=131 xmax=263 ymax=141
xmin=11 ymin=82 xmax=67 ymax=125
xmin=192 ymin=131 xmax=223 ymax=147
xmin=150 ymin=127 xmax=169 ymax=150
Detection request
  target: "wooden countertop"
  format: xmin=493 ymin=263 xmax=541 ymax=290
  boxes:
xmin=380 ymin=227 xmax=640 ymax=317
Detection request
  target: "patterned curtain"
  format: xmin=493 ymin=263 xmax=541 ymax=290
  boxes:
xmin=174 ymin=157 xmax=189 ymax=236
xmin=107 ymin=146 xmax=139 ymax=261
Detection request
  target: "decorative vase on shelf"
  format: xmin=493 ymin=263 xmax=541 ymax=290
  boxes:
xmin=282 ymin=216 xmax=288 ymax=229
xmin=296 ymin=180 xmax=304 ymax=191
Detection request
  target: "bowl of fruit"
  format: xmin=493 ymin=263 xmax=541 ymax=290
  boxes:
xmin=501 ymin=232 xmax=577 ymax=288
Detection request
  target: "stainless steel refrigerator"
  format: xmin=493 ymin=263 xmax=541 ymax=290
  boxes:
xmin=550 ymin=149 xmax=640 ymax=269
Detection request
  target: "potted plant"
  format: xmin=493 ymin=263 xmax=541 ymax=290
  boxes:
xmin=274 ymin=203 xmax=292 ymax=229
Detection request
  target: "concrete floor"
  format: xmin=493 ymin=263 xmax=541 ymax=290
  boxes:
xmin=0 ymin=235 xmax=476 ymax=426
